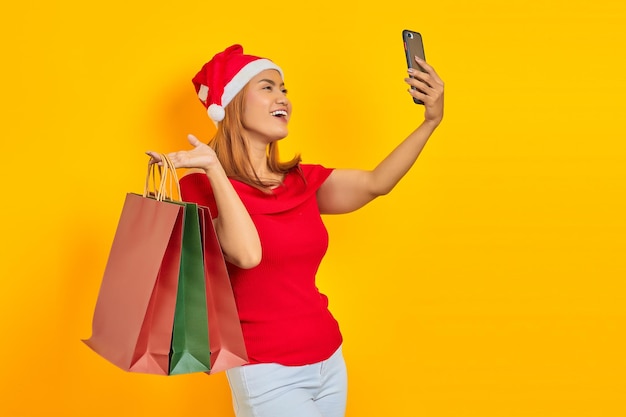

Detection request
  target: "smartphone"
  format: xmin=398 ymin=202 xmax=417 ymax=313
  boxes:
xmin=402 ymin=29 xmax=426 ymax=104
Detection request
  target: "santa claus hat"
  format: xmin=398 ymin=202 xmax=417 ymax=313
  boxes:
xmin=192 ymin=44 xmax=283 ymax=123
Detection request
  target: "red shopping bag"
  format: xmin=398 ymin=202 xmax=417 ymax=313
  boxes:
xmin=198 ymin=206 xmax=248 ymax=373
xmin=84 ymin=154 xmax=248 ymax=375
xmin=83 ymin=193 xmax=183 ymax=374
xmin=83 ymin=156 xmax=184 ymax=375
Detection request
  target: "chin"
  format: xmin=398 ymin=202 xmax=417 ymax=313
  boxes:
xmin=272 ymin=129 xmax=289 ymax=141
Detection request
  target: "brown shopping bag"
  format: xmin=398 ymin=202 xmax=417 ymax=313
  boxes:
xmin=198 ymin=206 xmax=248 ymax=373
xmin=83 ymin=155 xmax=184 ymax=375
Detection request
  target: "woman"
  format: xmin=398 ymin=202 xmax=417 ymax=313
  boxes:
xmin=148 ymin=43 xmax=444 ymax=417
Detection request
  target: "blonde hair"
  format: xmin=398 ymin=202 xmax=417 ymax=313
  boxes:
xmin=207 ymin=84 xmax=301 ymax=191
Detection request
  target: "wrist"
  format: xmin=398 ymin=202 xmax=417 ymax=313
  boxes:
xmin=422 ymin=117 xmax=442 ymax=130
xmin=204 ymin=163 xmax=227 ymax=181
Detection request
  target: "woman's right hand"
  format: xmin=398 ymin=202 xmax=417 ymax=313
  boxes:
xmin=146 ymin=134 xmax=219 ymax=172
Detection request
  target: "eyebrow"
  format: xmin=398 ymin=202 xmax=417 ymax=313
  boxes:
xmin=257 ymin=79 xmax=285 ymax=87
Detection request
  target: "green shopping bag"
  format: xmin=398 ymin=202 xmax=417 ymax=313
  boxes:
xmin=168 ymin=201 xmax=212 ymax=375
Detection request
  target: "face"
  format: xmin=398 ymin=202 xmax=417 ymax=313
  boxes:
xmin=241 ymin=69 xmax=291 ymax=144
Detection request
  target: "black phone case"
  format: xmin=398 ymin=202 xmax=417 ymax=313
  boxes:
xmin=402 ymin=30 xmax=426 ymax=104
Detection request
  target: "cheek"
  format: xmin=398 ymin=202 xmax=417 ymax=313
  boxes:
xmin=244 ymin=95 xmax=271 ymax=121
xmin=242 ymin=102 xmax=261 ymax=127
xmin=241 ymin=97 xmax=255 ymax=124
xmin=244 ymin=92 xmax=260 ymax=110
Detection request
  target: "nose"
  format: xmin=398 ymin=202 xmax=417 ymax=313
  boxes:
xmin=276 ymin=94 xmax=289 ymax=107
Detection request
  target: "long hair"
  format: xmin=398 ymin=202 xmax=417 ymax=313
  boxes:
xmin=207 ymin=84 xmax=301 ymax=191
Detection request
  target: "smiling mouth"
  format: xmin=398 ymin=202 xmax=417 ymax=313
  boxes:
xmin=270 ymin=110 xmax=288 ymax=118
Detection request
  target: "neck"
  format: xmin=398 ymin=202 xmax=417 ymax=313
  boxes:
xmin=247 ymin=140 xmax=273 ymax=179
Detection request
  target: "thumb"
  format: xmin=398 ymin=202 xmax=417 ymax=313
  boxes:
xmin=187 ymin=134 xmax=202 ymax=147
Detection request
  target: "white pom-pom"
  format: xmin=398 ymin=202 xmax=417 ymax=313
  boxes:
xmin=208 ymin=104 xmax=225 ymax=122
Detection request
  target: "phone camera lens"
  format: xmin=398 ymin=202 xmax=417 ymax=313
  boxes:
xmin=408 ymin=33 xmax=414 ymax=39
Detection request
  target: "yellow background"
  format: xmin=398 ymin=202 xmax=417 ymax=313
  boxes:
xmin=1 ymin=0 xmax=625 ymax=416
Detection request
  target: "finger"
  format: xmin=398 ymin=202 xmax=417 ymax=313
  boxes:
xmin=165 ymin=151 xmax=184 ymax=168
xmin=405 ymin=77 xmax=432 ymax=95
xmin=408 ymin=88 xmax=427 ymax=104
xmin=145 ymin=151 xmax=163 ymax=165
xmin=408 ymin=72 xmax=444 ymax=100
xmin=414 ymin=57 xmax=443 ymax=85
xmin=406 ymin=80 xmax=437 ymax=102
xmin=409 ymin=65 xmax=438 ymax=84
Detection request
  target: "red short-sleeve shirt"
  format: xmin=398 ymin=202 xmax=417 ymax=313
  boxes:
xmin=180 ymin=164 xmax=343 ymax=366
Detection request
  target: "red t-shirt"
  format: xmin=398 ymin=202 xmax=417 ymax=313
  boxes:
xmin=179 ymin=164 xmax=343 ymax=366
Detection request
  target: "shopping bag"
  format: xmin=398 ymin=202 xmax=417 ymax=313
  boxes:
xmin=198 ymin=205 xmax=249 ymax=373
xmin=83 ymin=162 xmax=184 ymax=374
xmin=84 ymin=154 xmax=247 ymax=375
xmin=168 ymin=201 xmax=212 ymax=375
xmin=162 ymin=155 xmax=248 ymax=374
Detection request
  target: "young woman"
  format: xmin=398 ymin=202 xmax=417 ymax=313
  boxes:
xmin=147 ymin=43 xmax=444 ymax=417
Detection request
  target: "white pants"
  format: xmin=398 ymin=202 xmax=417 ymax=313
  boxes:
xmin=226 ymin=346 xmax=347 ymax=417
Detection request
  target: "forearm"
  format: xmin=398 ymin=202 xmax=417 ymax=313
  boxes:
xmin=368 ymin=57 xmax=446 ymax=195
xmin=205 ymin=166 xmax=261 ymax=269
xmin=317 ymin=59 xmax=444 ymax=215
xmin=369 ymin=118 xmax=440 ymax=195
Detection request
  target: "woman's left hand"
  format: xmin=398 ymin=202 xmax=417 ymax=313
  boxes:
xmin=146 ymin=134 xmax=220 ymax=173
xmin=405 ymin=57 xmax=444 ymax=125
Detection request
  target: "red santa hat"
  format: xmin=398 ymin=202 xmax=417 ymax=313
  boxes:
xmin=192 ymin=44 xmax=283 ymax=124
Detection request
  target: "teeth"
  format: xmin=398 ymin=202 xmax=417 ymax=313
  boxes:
xmin=271 ymin=110 xmax=287 ymax=117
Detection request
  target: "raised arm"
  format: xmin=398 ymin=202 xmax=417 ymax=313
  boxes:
xmin=147 ymin=134 xmax=261 ymax=269
xmin=317 ymin=57 xmax=444 ymax=214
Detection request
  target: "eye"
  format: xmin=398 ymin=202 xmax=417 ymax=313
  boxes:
xmin=282 ymin=88 xmax=288 ymax=95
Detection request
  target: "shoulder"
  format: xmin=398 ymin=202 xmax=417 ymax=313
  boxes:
xmin=291 ymin=163 xmax=334 ymax=192
xmin=298 ymin=163 xmax=334 ymax=181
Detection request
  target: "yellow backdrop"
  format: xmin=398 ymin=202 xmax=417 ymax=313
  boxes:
xmin=1 ymin=1 xmax=625 ymax=416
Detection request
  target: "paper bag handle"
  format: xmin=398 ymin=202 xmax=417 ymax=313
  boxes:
xmin=144 ymin=154 xmax=182 ymax=202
